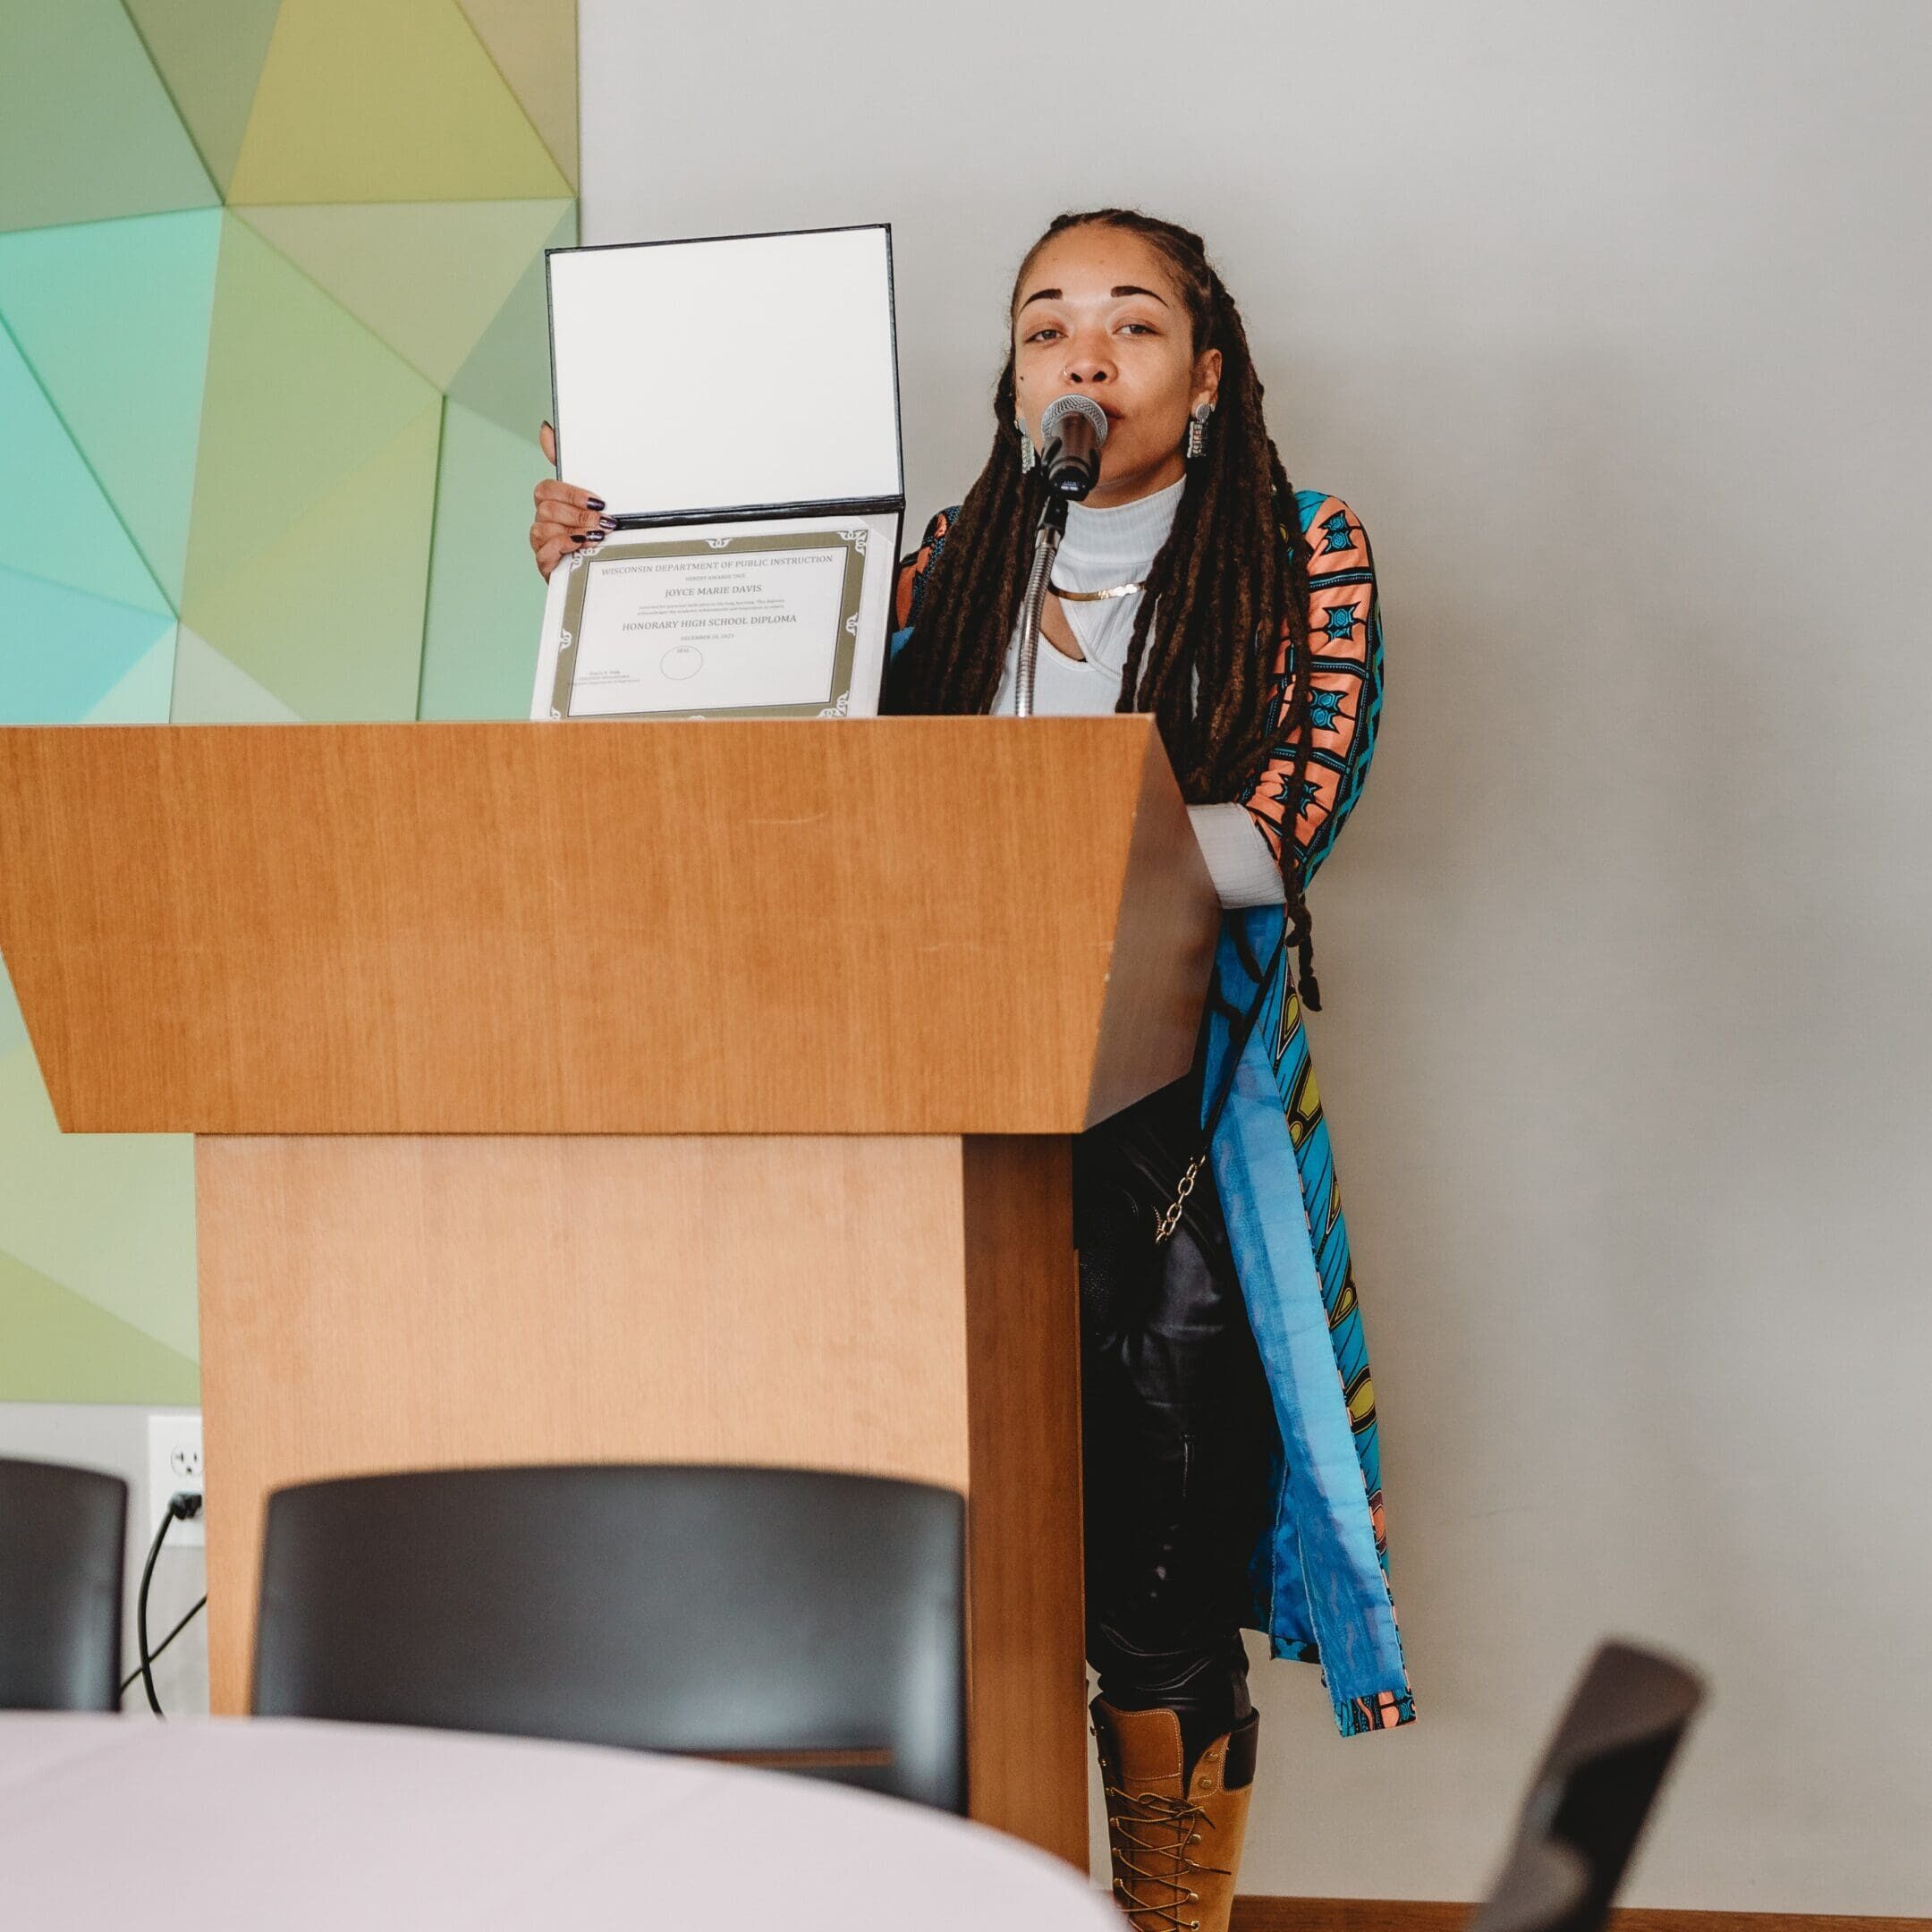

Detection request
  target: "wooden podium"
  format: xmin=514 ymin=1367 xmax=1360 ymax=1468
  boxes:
xmin=0 ymin=717 xmax=1217 ymax=1862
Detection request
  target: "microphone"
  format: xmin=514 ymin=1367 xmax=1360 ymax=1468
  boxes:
xmin=1013 ymin=394 xmax=1109 ymax=715
xmin=1037 ymin=393 xmax=1108 ymax=500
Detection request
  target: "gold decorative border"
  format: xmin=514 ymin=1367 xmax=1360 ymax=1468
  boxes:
xmin=550 ymin=527 xmax=869 ymax=721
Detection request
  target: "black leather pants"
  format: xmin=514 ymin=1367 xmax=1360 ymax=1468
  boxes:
xmin=1074 ymin=1061 xmax=1275 ymax=1767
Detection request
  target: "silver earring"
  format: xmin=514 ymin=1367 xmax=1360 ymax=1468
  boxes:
xmin=1017 ymin=421 xmax=1035 ymax=474
xmin=1185 ymin=401 xmax=1214 ymax=462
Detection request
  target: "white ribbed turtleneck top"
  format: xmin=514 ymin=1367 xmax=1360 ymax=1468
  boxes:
xmin=988 ymin=477 xmax=1284 ymax=909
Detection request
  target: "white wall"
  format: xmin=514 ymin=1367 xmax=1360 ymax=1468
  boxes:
xmin=0 ymin=1405 xmax=208 ymax=1719
xmin=581 ymin=0 xmax=1932 ymax=1911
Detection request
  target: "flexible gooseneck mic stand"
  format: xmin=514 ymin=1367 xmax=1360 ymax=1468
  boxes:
xmin=1013 ymin=393 xmax=1108 ymax=714
xmin=1013 ymin=491 xmax=1072 ymax=718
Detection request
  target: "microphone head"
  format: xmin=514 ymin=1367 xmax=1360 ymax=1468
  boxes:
xmin=1037 ymin=393 xmax=1108 ymax=500
xmin=1039 ymin=392 xmax=1109 ymax=446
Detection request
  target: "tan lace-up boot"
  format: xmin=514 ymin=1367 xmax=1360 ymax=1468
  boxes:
xmin=1091 ymin=1698 xmax=1258 ymax=1932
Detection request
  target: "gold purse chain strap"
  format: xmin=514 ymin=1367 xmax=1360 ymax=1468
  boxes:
xmin=1151 ymin=930 xmax=1288 ymax=1245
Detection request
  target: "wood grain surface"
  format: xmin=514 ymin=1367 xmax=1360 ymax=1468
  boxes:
xmin=197 ymin=1132 xmax=973 ymax=1711
xmin=0 ymin=718 xmax=1218 ymax=1135
xmin=961 ymin=1135 xmax=1087 ymax=1865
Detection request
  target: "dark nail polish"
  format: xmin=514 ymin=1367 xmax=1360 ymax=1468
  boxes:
xmin=587 ymin=496 xmax=606 ymax=512
xmin=575 ymin=530 xmax=602 ymax=546
xmin=598 ymin=516 xmax=618 ymax=531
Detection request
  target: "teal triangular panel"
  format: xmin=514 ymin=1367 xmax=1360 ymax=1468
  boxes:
xmin=85 ymin=629 xmax=179 ymax=722
xmin=0 ymin=323 xmax=171 ymax=616
xmin=0 ymin=565 xmax=177 ymax=723
xmin=0 ymin=209 xmax=221 ymax=608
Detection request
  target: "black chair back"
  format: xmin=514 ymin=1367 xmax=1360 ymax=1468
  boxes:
xmin=252 ymin=1464 xmax=966 ymax=1811
xmin=0 ymin=1456 xmax=127 ymax=1711
xmin=1470 ymin=1640 xmax=1704 ymax=1932
xmin=1474 ymin=1840 xmax=1592 ymax=1932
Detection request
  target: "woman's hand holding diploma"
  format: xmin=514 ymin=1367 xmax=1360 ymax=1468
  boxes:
xmin=530 ymin=419 xmax=614 ymax=580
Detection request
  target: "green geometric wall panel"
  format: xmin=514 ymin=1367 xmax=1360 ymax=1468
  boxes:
xmin=0 ymin=0 xmax=578 ymax=1402
xmin=230 ymin=0 xmax=571 ymax=206
xmin=420 ymin=401 xmax=553 ymax=719
xmin=186 ymin=396 xmax=443 ymax=722
xmin=123 ymin=0 xmax=286 ymax=197
xmin=421 ymin=199 xmax=579 ymax=718
xmin=0 ymin=0 xmax=216 ymax=233
xmin=0 ymin=209 xmax=223 ymax=609
xmin=0 ymin=971 xmax=26 ymax=1060
xmin=178 ymin=216 xmax=443 ymax=718
xmin=0 ymin=1046 xmax=199 ymax=1361
xmin=0 ymin=1246 xmax=199 ymax=1408
xmin=449 ymin=202 xmax=580 ymax=440
xmin=455 ymin=0 xmax=581 ymax=191
xmin=0 ymin=960 xmax=197 ymax=1406
xmin=170 ymin=625 xmax=301 ymax=724
xmin=236 ymin=199 xmax=574 ymax=391
xmin=182 ymin=215 xmax=441 ymax=601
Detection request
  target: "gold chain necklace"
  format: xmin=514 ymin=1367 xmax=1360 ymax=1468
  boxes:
xmin=1048 ymin=579 xmax=1146 ymax=602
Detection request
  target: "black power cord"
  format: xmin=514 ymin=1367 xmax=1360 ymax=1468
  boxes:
xmin=119 ymin=1594 xmax=207 ymax=1700
xmin=131 ymin=1490 xmax=204 ymax=1716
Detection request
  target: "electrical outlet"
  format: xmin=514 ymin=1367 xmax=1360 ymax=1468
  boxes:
xmin=146 ymin=1412 xmax=205 ymax=1548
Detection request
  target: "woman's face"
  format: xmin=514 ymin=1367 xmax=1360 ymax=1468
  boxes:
xmin=1012 ymin=225 xmax=1221 ymax=508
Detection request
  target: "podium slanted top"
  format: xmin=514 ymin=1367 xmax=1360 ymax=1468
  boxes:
xmin=0 ymin=717 xmax=1216 ymax=1137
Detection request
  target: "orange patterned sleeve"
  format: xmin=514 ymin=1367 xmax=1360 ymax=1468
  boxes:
xmin=1238 ymin=494 xmax=1386 ymax=882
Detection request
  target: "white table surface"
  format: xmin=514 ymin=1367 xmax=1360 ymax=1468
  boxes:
xmin=0 ymin=1715 xmax=1117 ymax=1930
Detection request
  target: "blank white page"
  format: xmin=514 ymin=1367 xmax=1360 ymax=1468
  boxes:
xmin=547 ymin=225 xmax=902 ymax=518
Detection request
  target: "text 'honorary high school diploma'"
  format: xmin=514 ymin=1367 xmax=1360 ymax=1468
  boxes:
xmin=544 ymin=529 xmax=870 ymax=720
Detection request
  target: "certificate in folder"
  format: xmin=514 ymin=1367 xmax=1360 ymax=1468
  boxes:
xmin=532 ymin=225 xmax=904 ymax=721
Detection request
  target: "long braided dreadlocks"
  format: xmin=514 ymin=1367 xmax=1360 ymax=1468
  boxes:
xmin=885 ymin=208 xmax=1326 ymax=1007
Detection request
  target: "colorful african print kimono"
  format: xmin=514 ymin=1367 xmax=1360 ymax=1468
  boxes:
xmin=890 ymin=488 xmax=1412 ymax=1739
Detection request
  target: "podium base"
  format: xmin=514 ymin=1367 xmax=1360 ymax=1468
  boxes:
xmin=197 ymin=1131 xmax=1087 ymax=1863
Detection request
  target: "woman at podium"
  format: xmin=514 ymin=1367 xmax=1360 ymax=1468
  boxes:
xmin=532 ymin=208 xmax=1410 ymax=1932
